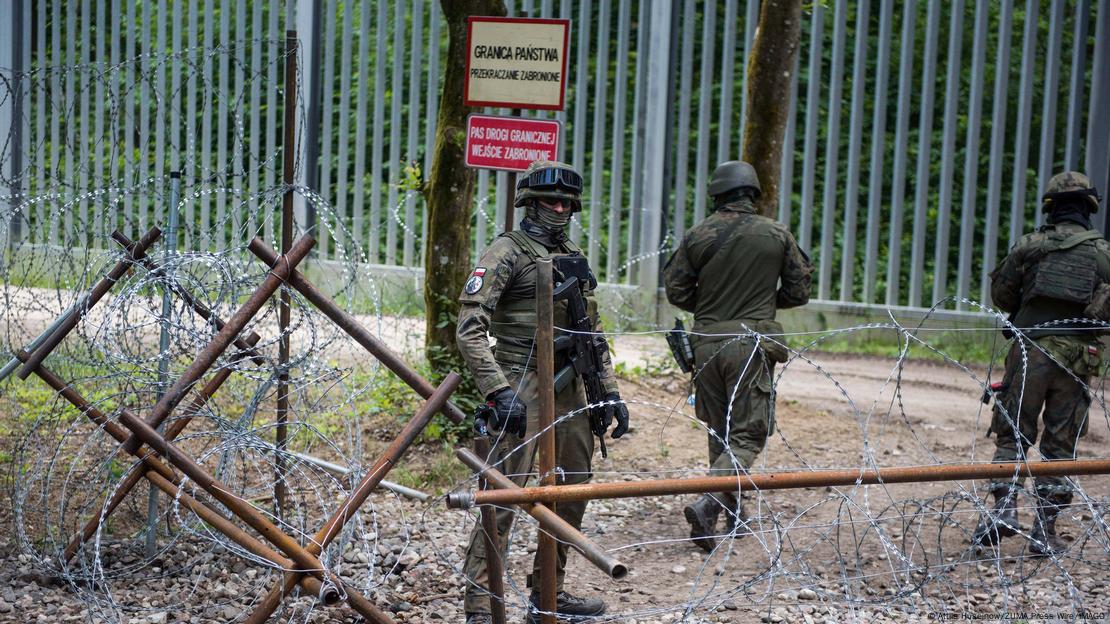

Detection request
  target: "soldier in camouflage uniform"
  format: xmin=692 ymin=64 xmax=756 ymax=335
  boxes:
xmin=662 ymin=161 xmax=812 ymax=553
xmin=457 ymin=161 xmax=629 ymax=624
xmin=973 ymin=171 xmax=1110 ymax=556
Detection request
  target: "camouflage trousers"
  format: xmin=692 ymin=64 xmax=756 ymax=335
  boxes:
xmin=462 ymin=368 xmax=594 ymax=615
xmin=989 ymin=336 xmax=1097 ymax=503
xmin=693 ymin=337 xmax=776 ymax=476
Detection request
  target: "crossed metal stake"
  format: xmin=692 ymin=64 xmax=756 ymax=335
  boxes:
xmin=12 ymin=228 xmax=466 ymax=622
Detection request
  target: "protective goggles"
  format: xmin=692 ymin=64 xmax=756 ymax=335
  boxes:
xmin=1044 ymin=187 xmax=1102 ymax=203
xmin=516 ymin=167 xmax=583 ymax=194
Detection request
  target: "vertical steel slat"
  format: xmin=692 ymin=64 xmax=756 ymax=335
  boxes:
xmin=817 ymin=0 xmax=846 ymax=301
xmin=1007 ymin=0 xmax=1038 ymax=250
xmin=637 ymin=1 xmax=672 ymax=289
xmin=370 ymin=0 xmax=387 ymax=262
xmin=625 ymin=0 xmax=649 ymax=282
xmin=570 ymin=0 xmax=591 ymax=244
xmin=405 ymin=0 xmax=424 ymax=267
xmin=155 ymin=0 xmax=167 ymax=228
xmin=186 ymin=0 xmax=200 ymax=249
xmin=234 ymin=1 xmax=246 ymax=238
xmin=588 ymin=1 xmax=610 ymax=266
xmin=316 ymin=0 xmax=335 ymax=257
xmin=605 ymin=0 xmax=632 ymax=280
xmin=265 ymin=0 xmax=281 ymax=245
xmin=884 ymin=1 xmax=917 ymax=306
xmin=200 ymin=0 xmax=214 ymax=250
xmin=218 ymin=0 xmax=232 ymax=249
xmin=838 ymin=0 xmax=870 ymax=302
xmin=954 ymin=1 xmax=989 ymax=310
xmin=738 ymin=0 xmax=759 ymax=149
xmin=555 ymin=0 xmax=571 ymax=162
xmin=716 ymin=0 xmax=737 ymax=163
xmin=248 ymin=0 xmax=263 ymax=239
xmin=494 ymin=169 xmax=506 ymax=236
xmin=862 ymin=1 xmax=892 ymax=303
xmin=93 ymin=0 xmax=105 ymax=240
xmin=34 ymin=0 xmax=45 ymax=241
xmin=693 ymin=0 xmax=716 ymax=227
xmin=980 ymin=0 xmax=1014 ymax=306
xmin=50 ymin=0 xmax=61 ymax=243
xmin=1064 ymin=0 xmax=1090 ymax=170
xmin=79 ymin=0 xmax=91 ymax=246
xmin=799 ymin=4 xmax=825 ymax=252
xmin=334 ymin=1 xmax=356 ymax=261
xmin=1035 ymin=0 xmax=1065 ymax=228
xmin=778 ymin=53 xmax=800 ymax=227
xmin=1086 ymin=0 xmax=1110 ymax=234
xmin=908 ymin=1 xmax=941 ymax=308
xmin=931 ymin=0 xmax=966 ymax=305
xmin=670 ymin=0 xmax=696 ymax=249
xmin=386 ymin=1 xmax=405 ymax=264
xmin=352 ymin=0 xmax=372 ymax=253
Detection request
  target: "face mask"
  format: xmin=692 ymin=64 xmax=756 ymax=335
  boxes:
xmin=527 ymin=200 xmax=573 ymax=230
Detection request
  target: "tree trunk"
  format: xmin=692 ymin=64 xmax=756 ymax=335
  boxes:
xmin=424 ymin=0 xmax=506 ymax=372
xmin=741 ymin=0 xmax=804 ymax=218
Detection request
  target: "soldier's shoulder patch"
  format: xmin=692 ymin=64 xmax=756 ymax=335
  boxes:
xmin=464 ymin=267 xmax=487 ymax=294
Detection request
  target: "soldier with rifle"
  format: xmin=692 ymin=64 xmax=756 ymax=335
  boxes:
xmin=973 ymin=171 xmax=1110 ymax=556
xmin=456 ymin=160 xmax=629 ymax=624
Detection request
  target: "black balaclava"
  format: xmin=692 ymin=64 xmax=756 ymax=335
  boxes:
xmin=522 ymin=199 xmax=573 ymax=247
xmin=1045 ymin=201 xmax=1093 ymax=229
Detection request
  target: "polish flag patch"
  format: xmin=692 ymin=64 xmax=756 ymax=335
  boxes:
xmin=464 ymin=267 xmax=487 ymax=294
xmin=1089 ymin=345 xmax=1099 ymax=356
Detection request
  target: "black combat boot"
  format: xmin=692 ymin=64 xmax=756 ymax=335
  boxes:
xmin=527 ymin=590 xmax=606 ymax=622
xmin=1029 ymin=501 xmax=1067 ymax=556
xmin=972 ymin=490 xmax=1022 ymax=547
xmin=683 ymin=494 xmax=723 ymax=553
xmin=720 ymin=493 xmax=748 ymax=538
xmin=464 ymin=612 xmax=493 ymax=624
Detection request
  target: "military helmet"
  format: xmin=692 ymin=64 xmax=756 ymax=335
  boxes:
xmin=1043 ymin=170 xmax=1101 ymax=213
xmin=707 ymin=160 xmax=761 ymax=198
xmin=514 ymin=160 xmax=583 ymax=212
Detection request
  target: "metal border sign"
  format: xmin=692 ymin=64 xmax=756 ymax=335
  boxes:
xmin=464 ymin=16 xmax=571 ymax=111
xmin=464 ymin=114 xmax=562 ymax=172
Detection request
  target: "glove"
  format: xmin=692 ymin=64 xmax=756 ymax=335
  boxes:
xmin=474 ymin=388 xmax=527 ymax=438
xmin=604 ymin=392 xmax=630 ymax=439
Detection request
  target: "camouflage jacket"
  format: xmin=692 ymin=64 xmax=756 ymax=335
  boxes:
xmin=663 ymin=198 xmax=813 ymax=334
xmin=990 ymin=220 xmax=1110 ymax=341
xmin=455 ymin=225 xmax=619 ymax=399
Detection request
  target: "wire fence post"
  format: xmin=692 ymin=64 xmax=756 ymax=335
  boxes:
xmin=145 ymin=171 xmax=182 ymax=558
xmin=276 ymin=30 xmax=298 ymax=519
xmin=535 ymin=257 xmax=557 ymax=624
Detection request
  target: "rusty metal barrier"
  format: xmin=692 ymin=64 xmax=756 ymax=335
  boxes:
xmin=449 ymin=459 xmax=1110 ymax=508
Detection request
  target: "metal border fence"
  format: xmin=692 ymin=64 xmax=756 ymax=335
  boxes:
xmin=2 ymin=0 xmax=1109 ymax=314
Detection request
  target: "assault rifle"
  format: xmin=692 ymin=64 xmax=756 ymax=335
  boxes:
xmin=551 ymin=258 xmax=612 ymax=458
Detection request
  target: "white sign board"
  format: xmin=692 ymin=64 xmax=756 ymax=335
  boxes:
xmin=464 ymin=17 xmax=570 ymax=111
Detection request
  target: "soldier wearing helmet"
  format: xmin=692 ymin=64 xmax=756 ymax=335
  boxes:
xmin=457 ymin=160 xmax=626 ymax=623
xmin=974 ymin=171 xmax=1110 ymax=556
xmin=662 ymin=160 xmax=812 ymax=553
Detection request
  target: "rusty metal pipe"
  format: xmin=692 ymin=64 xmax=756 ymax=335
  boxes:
xmin=25 ymin=359 xmax=340 ymax=605
xmin=18 ymin=226 xmax=162 ymax=379
xmin=113 ymin=410 xmax=386 ymax=622
xmin=62 ymin=335 xmax=262 ymax=562
xmin=109 ymin=231 xmax=266 ymax=367
xmin=534 ymin=258 xmax=556 ymax=623
xmin=118 ymin=234 xmax=314 ymax=458
xmin=246 ymin=237 xmax=467 ymax=425
xmin=454 ymin=448 xmax=629 ymax=581
xmin=454 ymin=459 xmax=1110 ymax=507
xmin=244 ymin=374 xmax=461 ymax=624
xmin=474 ymin=438 xmax=507 ymax=624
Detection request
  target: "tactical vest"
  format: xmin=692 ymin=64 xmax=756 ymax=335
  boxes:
xmin=490 ymin=230 xmax=600 ymax=367
xmin=1014 ymin=229 xmax=1104 ymax=336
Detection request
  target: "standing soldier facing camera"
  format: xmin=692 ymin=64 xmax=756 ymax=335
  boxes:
xmin=973 ymin=171 xmax=1110 ymax=556
xmin=456 ymin=160 xmax=629 ymax=624
xmin=663 ymin=161 xmax=812 ymax=553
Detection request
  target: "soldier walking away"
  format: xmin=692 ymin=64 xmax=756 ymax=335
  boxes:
xmin=662 ymin=161 xmax=812 ymax=554
xmin=456 ymin=160 xmax=630 ymax=624
xmin=973 ymin=171 xmax=1110 ymax=556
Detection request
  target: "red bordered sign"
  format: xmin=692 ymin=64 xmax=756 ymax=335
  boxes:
xmin=464 ymin=16 xmax=571 ymax=111
xmin=464 ymin=114 xmax=562 ymax=172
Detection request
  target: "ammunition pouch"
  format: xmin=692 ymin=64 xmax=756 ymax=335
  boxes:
xmin=1084 ymin=282 xmax=1110 ymax=322
xmin=1022 ymin=230 xmax=1102 ymax=306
